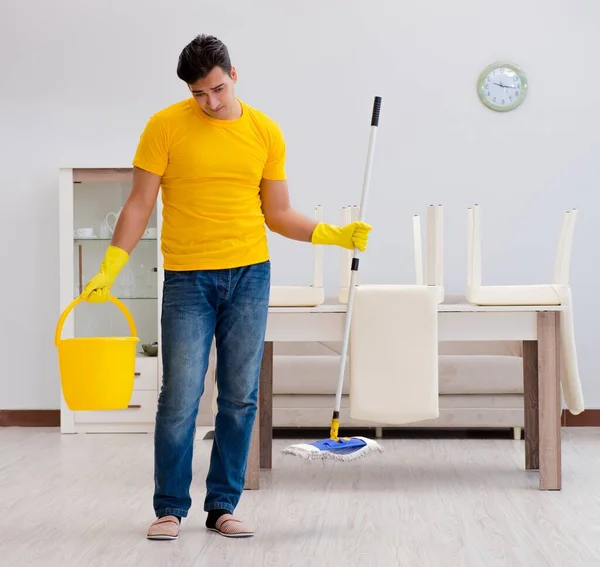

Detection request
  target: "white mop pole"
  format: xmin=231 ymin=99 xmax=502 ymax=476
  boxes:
xmin=330 ymin=95 xmax=382 ymax=438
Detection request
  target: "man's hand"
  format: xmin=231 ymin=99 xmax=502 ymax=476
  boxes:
xmin=81 ymin=245 xmax=129 ymax=302
xmin=311 ymin=221 xmax=372 ymax=251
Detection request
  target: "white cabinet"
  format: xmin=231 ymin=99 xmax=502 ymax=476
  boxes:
xmin=57 ymin=167 xmax=160 ymax=433
xmin=58 ymin=167 xmax=215 ymax=434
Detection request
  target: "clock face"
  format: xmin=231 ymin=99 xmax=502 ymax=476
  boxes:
xmin=477 ymin=63 xmax=527 ymax=112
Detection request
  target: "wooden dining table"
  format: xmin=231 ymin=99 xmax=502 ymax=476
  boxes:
xmin=244 ymin=299 xmax=564 ymax=491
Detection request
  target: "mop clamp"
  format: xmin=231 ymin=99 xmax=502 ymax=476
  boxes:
xmin=329 ymin=414 xmax=340 ymax=440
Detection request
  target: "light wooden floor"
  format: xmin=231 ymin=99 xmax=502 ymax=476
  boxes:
xmin=2 ymin=427 xmax=600 ymax=566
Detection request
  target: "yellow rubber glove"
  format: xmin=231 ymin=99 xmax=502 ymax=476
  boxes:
xmin=311 ymin=221 xmax=372 ymax=251
xmin=81 ymin=245 xmax=129 ymax=303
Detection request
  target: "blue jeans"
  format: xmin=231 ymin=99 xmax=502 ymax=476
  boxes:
xmin=153 ymin=260 xmax=270 ymax=518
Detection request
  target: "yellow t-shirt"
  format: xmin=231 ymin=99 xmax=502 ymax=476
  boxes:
xmin=132 ymin=97 xmax=286 ymax=271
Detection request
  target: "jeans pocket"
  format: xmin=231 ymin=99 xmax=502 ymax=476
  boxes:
xmin=242 ymin=261 xmax=271 ymax=303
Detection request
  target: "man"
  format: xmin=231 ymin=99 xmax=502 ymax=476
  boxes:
xmin=82 ymin=34 xmax=371 ymax=540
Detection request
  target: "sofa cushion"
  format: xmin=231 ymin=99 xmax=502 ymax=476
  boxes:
xmin=272 ymin=353 xmax=523 ymax=395
xmin=439 ymin=341 xmax=522 ymax=357
xmin=273 ymin=341 xmax=339 ymax=356
xmin=273 ymin=355 xmax=350 ymax=395
xmin=311 ymin=340 xmax=522 ymax=357
xmin=439 ymin=355 xmax=523 ymax=394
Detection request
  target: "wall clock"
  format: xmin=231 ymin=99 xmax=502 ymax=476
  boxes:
xmin=477 ymin=62 xmax=527 ymax=112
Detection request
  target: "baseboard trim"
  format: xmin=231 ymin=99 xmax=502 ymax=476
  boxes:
xmin=0 ymin=410 xmax=60 ymax=427
xmin=562 ymin=409 xmax=600 ymax=427
xmin=0 ymin=409 xmax=598 ymax=428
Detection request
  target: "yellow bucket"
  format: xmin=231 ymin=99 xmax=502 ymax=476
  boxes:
xmin=54 ymin=295 xmax=139 ymax=411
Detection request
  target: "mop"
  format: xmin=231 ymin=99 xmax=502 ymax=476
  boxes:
xmin=282 ymin=95 xmax=385 ymax=462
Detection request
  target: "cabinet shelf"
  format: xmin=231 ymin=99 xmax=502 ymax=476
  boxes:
xmin=74 ymin=237 xmax=157 ymax=243
xmin=72 ymin=296 xmax=158 ymax=300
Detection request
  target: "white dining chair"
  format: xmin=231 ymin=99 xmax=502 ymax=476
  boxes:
xmin=269 ymin=205 xmax=325 ymax=307
xmin=415 ymin=204 xmax=445 ymax=303
xmin=466 ymin=204 xmax=577 ymax=305
xmin=338 ymin=203 xmax=444 ymax=304
xmin=465 ymin=204 xmax=583 ymax=415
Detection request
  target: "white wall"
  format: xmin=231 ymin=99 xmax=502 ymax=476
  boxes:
xmin=2 ymin=0 xmax=599 ymax=409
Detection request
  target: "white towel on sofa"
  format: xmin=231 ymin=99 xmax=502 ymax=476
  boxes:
xmin=349 ymin=285 xmax=439 ymax=424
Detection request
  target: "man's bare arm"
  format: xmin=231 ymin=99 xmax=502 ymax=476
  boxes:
xmin=259 ymin=178 xmax=318 ymax=241
xmin=111 ymin=167 xmax=161 ymax=253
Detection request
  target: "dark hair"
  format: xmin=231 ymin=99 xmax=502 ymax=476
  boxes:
xmin=177 ymin=34 xmax=232 ymax=84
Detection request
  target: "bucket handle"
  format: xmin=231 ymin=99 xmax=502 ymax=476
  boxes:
xmin=54 ymin=295 xmax=138 ymax=347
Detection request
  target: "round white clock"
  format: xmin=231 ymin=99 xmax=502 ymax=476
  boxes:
xmin=477 ymin=62 xmax=527 ymax=112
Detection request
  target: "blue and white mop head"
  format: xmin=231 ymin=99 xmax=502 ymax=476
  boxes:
xmin=282 ymin=436 xmax=384 ymax=462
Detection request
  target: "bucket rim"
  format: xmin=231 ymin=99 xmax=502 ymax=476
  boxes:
xmin=58 ymin=336 xmax=140 ymax=342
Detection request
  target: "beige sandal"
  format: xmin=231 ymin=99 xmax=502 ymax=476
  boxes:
xmin=208 ymin=514 xmax=254 ymax=538
xmin=147 ymin=515 xmax=180 ymax=540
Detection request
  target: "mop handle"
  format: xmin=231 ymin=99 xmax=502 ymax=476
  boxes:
xmin=356 ymin=95 xmax=381 ymax=226
xmin=332 ymin=95 xmax=382 ymax=418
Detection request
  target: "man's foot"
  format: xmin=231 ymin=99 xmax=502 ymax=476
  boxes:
xmin=206 ymin=512 xmax=254 ymax=538
xmin=147 ymin=515 xmax=180 ymax=540
xmin=205 ymin=509 xmax=228 ymax=529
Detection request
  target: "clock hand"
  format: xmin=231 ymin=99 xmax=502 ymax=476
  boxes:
xmin=493 ymin=82 xmax=516 ymax=88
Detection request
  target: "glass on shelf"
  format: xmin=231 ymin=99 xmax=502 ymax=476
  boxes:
xmin=74 ymin=237 xmax=158 ymax=242
xmin=112 ymin=265 xmax=158 ymax=299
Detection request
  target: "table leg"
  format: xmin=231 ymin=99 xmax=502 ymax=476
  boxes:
xmin=259 ymin=341 xmax=274 ymax=470
xmin=523 ymin=340 xmax=539 ymax=470
xmin=537 ymin=311 xmax=562 ymax=490
xmin=244 ymin=400 xmax=260 ymax=490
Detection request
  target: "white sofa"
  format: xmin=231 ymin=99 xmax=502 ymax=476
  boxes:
xmin=269 ymin=337 xmax=524 ymax=438
xmin=198 ymin=293 xmax=525 ymax=440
